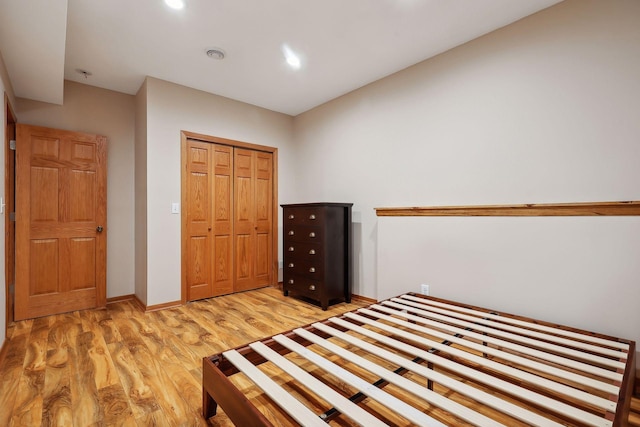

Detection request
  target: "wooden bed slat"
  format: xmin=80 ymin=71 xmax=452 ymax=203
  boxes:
xmin=203 ymin=294 xmax=634 ymax=427
xmin=400 ymin=295 xmax=629 ymax=351
xmin=328 ymin=316 xmax=615 ymax=427
xmin=292 ymin=327 xmax=506 ymax=427
xmin=343 ymin=312 xmax=617 ymax=413
xmin=223 ymin=349 xmax=329 ymax=427
xmin=391 ymin=297 xmax=627 ymax=360
xmin=271 ymin=334 xmax=448 ymax=427
xmin=301 ymin=324 xmax=567 ymax=427
xmin=379 ymin=300 xmax=626 ymax=371
xmin=248 ymin=341 xmax=389 ymax=427
xmin=359 ymin=307 xmax=621 ymax=394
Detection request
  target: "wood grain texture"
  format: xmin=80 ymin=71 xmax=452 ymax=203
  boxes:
xmin=0 ymin=327 xmax=30 ymax=426
xmin=234 ymin=148 xmax=262 ymax=292
xmin=1 ymin=287 xmax=637 ymax=426
xmin=181 ymin=131 xmax=278 ymax=304
xmin=15 ymin=124 xmax=107 ymax=320
xmin=10 ymin=316 xmax=50 ymax=425
xmin=184 ymin=140 xmax=214 ymax=302
xmin=375 ymin=200 xmax=640 ymax=216
xmin=205 ymin=292 xmax=638 ymax=427
xmin=0 ymin=287 xmax=366 ymax=426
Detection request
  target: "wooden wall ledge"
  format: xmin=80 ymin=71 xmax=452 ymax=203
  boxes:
xmin=375 ymin=201 xmax=640 ymax=217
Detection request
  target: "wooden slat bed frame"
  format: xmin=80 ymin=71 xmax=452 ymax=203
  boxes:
xmin=203 ymin=294 xmax=636 ymax=426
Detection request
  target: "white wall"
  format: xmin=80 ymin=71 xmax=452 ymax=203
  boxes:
xmin=15 ymin=81 xmax=136 ymax=299
xmin=378 ymin=217 xmax=640 ymax=344
xmin=293 ymin=0 xmax=640 ymax=346
xmin=140 ymin=77 xmax=295 ymax=306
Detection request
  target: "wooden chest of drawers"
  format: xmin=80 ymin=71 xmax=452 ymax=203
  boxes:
xmin=281 ymin=203 xmax=353 ymax=310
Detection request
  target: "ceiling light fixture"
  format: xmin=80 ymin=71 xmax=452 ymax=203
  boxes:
xmin=281 ymin=44 xmax=301 ymax=70
xmin=206 ymin=48 xmax=225 ymax=60
xmin=165 ymin=0 xmax=185 ymax=10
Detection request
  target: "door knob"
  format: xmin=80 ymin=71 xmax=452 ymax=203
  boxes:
xmin=96 ymin=226 xmax=104 ymax=232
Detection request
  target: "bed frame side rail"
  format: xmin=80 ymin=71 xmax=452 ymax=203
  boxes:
xmin=614 ymin=341 xmax=636 ymax=427
xmin=202 ymin=323 xmax=343 ymax=423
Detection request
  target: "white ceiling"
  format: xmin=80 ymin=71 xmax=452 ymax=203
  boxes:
xmin=0 ymin=0 xmax=562 ymax=116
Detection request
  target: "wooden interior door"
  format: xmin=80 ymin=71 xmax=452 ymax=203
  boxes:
xmin=233 ymin=149 xmax=255 ymax=291
xmin=184 ymin=141 xmax=235 ymax=301
xmin=182 ymin=132 xmax=276 ymax=302
xmin=15 ymin=124 xmax=107 ymax=320
xmin=184 ymin=140 xmax=213 ymax=300
xmin=253 ymin=151 xmax=273 ymax=287
xmin=234 ymin=149 xmax=272 ymax=292
xmin=211 ymin=144 xmax=234 ymax=296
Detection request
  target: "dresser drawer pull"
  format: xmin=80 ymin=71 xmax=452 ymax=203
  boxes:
xmin=288 ymin=214 xmax=295 ymax=219
xmin=309 ymin=214 xmax=316 ymax=220
xmin=309 ymin=267 xmax=315 ymax=273
xmin=288 ymin=279 xmax=294 ymax=284
xmin=288 ymin=230 xmax=294 ymax=235
xmin=308 ymin=285 xmax=316 ymax=291
xmin=288 ymin=263 xmax=294 ymax=268
xmin=309 ymin=232 xmax=316 ymax=238
xmin=308 ymin=249 xmax=316 ymax=255
xmin=288 ymin=246 xmax=295 ymax=252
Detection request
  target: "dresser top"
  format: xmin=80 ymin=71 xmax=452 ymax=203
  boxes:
xmin=281 ymin=202 xmax=353 ymax=208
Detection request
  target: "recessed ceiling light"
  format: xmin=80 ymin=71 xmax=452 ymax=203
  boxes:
xmin=281 ymin=44 xmax=302 ymax=70
xmin=206 ymin=48 xmax=225 ymax=60
xmin=165 ymin=0 xmax=185 ymax=10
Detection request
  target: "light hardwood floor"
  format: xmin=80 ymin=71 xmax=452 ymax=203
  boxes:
xmin=0 ymin=287 xmax=368 ymax=426
xmin=0 ymin=287 xmax=638 ymax=426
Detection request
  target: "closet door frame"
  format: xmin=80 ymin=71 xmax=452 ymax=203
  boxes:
xmin=180 ymin=130 xmax=278 ymax=304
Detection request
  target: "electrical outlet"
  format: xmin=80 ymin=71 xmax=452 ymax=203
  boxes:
xmin=420 ymin=284 xmax=430 ymax=295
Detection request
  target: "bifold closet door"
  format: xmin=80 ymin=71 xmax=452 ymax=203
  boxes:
xmin=185 ymin=141 xmax=234 ymax=300
xmin=185 ymin=140 xmax=272 ymax=301
xmin=234 ymin=148 xmax=273 ymax=291
xmin=211 ymin=144 xmax=235 ymax=295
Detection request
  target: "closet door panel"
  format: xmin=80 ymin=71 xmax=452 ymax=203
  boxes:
xmin=255 ymin=232 xmax=270 ymax=281
xmin=183 ymin=136 xmax=275 ymax=302
xmin=188 ymin=236 xmax=211 ymax=300
xmin=235 ymin=234 xmax=252 ymax=279
xmin=234 ymin=149 xmax=255 ymax=291
xmin=212 ymin=235 xmax=233 ymax=295
xmin=185 ymin=141 xmax=213 ymax=300
xmin=254 ymin=151 xmax=273 ymax=286
xmin=212 ymin=144 xmax=234 ymax=296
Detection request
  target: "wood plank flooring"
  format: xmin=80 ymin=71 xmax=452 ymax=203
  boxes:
xmin=0 ymin=287 xmax=368 ymax=426
xmin=0 ymin=286 xmax=638 ymax=426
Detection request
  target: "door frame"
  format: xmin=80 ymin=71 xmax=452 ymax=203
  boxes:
xmin=4 ymin=93 xmax=16 ymax=330
xmin=180 ymin=130 xmax=278 ymax=304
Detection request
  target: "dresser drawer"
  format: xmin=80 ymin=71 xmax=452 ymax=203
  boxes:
xmin=283 ymin=241 xmax=323 ymax=260
xmin=284 ymin=225 xmax=324 ymax=243
xmin=284 ymin=207 xmax=325 ymax=225
xmin=283 ymin=276 xmax=322 ymax=296
xmin=283 ymin=258 xmax=323 ymax=280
